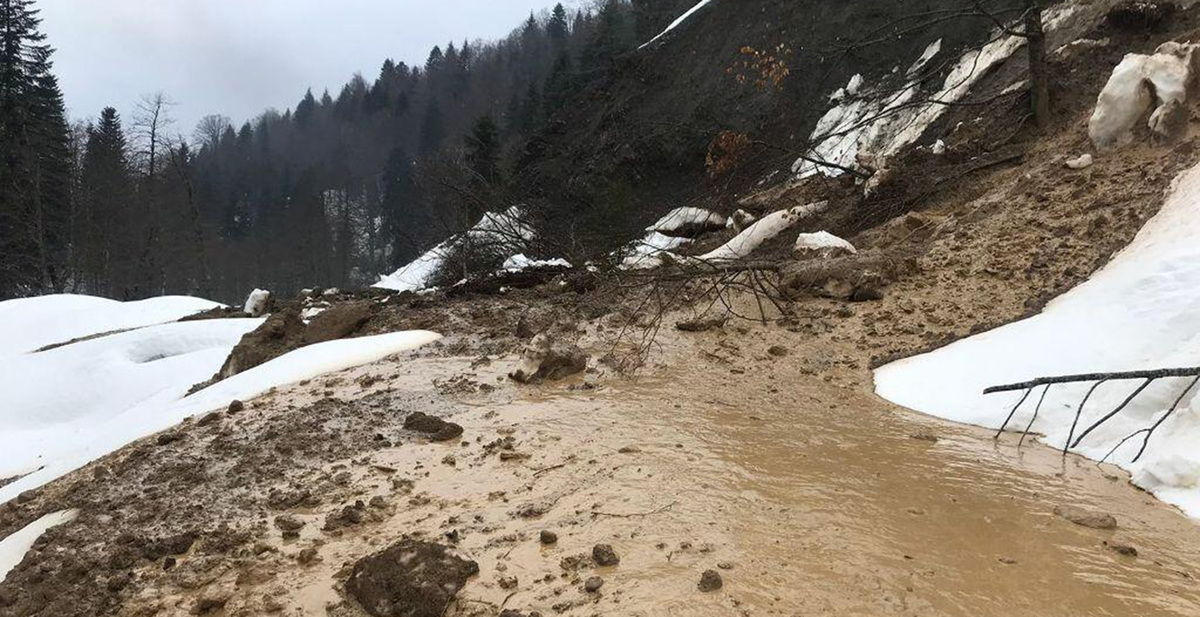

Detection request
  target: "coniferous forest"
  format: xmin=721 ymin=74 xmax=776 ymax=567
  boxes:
xmin=0 ymin=0 xmax=695 ymax=301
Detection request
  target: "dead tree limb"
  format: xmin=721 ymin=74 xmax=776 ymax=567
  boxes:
xmin=984 ymin=367 xmax=1200 ymax=393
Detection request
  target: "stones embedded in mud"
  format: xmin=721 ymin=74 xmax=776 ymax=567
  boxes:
xmin=698 ymin=569 xmax=724 ymax=592
xmin=675 ymin=315 xmax=727 ymax=332
xmin=403 ymin=411 xmax=464 ymax=442
xmin=1105 ymin=540 xmax=1138 ymax=557
xmin=592 ymin=544 xmax=620 ymax=566
xmin=909 ymin=431 xmax=939 ymax=443
xmin=498 ymin=575 xmax=519 ymax=590
xmin=346 ymin=539 xmax=479 ymax=617
xmin=297 ymin=547 xmax=319 ymax=564
xmin=1054 ymin=505 xmax=1118 ymax=530
xmin=509 ymin=333 xmax=588 ymax=384
xmin=584 ymin=576 xmax=605 ymax=593
xmin=323 ymin=500 xmax=368 ymax=531
xmin=767 ymin=345 xmax=790 ymax=357
xmin=273 ymin=515 xmax=305 ymax=538
xmin=227 ymin=399 xmax=244 ymax=414
xmin=540 ymin=530 xmax=559 ymax=545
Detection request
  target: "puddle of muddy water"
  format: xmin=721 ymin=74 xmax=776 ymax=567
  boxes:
xmin=280 ymin=335 xmax=1200 ymax=617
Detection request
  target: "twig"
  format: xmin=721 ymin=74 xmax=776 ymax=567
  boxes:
xmin=591 ymin=501 xmax=677 ymax=518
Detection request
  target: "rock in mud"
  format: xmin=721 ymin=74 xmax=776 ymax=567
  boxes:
xmin=698 ymin=569 xmax=723 ymax=592
xmin=592 ymin=544 xmax=620 ymax=566
xmin=767 ymin=345 xmax=790 ymax=357
xmin=346 ymin=539 xmax=479 ymax=617
xmin=403 ymin=412 xmax=464 ymax=441
xmin=509 ymin=334 xmax=587 ymax=383
xmin=303 ymin=301 xmax=373 ymax=344
xmin=584 ymin=576 xmax=604 ymax=593
xmin=227 ymin=400 xmax=244 ymax=413
xmin=675 ymin=315 xmax=727 ymax=332
xmin=1105 ymin=540 xmax=1138 ymax=557
xmin=540 ymin=530 xmax=558 ymax=545
xmin=1054 ymin=505 xmax=1118 ymax=530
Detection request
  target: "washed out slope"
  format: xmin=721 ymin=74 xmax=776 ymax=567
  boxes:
xmin=876 ymin=160 xmax=1200 ymax=516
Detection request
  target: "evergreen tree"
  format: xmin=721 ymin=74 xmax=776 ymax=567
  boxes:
xmin=543 ymin=52 xmax=576 ymax=116
xmin=78 ymin=108 xmax=132 ymax=296
xmin=419 ymin=100 xmax=445 ymax=155
xmin=0 ymin=0 xmax=71 ymax=297
xmin=295 ymin=89 xmax=317 ymax=127
xmin=464 ymin=114 xmax=501 ymax=184
xmin=548 ymin=4 xmax=570 ymax=45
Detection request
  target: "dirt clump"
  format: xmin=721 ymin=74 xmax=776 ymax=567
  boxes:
xmin=592 ymin=543 xmax=620 ymax=566
xmin=403 ymin=411 xmax=464 ymax=441
xmin=304 ymin=301 xmax=373 ymax=344
xmin=676 ymin=315 xmax=727 ymax=332
xmin=698 ymin=569 xmax=724 ymax=592
xmin=211 ymin=309 xmax=306 ymax=382
xmin=346 ymin=539 xmax=479 ymax=617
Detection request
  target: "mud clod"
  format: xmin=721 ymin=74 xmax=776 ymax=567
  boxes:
xmin=698 ymin=569 xmax=723 ymax=592
xmin=403 ymin=412 xmax=464 ymax=442
xmin=1054 ymin=505 xmax=1118 ymax=530
xmin=584 ymin=576 xmax=604 ymax=593
xmin=346 ymin=539 xmax=479 ymax=617
xmin=540 ymin=530 xmax=558 ymax=545
xmin=592 ymin=544 xmax=620 ymax=566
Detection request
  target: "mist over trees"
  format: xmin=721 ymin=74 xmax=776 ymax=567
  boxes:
xmin=0 ymin=0 xmax=696 ymax=301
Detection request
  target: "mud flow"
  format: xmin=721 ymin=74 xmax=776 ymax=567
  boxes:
xmin=285 ymin=331 xmax=1200 ymax=617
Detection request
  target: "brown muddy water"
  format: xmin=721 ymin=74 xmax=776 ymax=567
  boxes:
xmin=267 ymin=330 xmax=1200 ymax=617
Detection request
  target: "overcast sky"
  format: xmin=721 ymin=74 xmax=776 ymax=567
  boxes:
xmin=39 ymin=0 xmax=580 ymax=135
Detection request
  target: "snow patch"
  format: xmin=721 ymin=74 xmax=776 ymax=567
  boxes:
xmin=794 ymin=231 xmax=856 ymax=256
xmin=639 ymin=0 xmax=714 ymax=49
xmin=375 ymin=206 xmax=533 ymax=292
xmin=875 ymin=160 xmax=1200 ymax=517
xmin=0 ymin=295 xmax=221 ymax=357
xmin=1088 ymin=41 xmax=1200 ymax=150
xmin=620 ymin=232 xmax=693 ymax=270
xmin=243 ymin=289 xmax=271 ymax=317
xmin=0 ymin=509 xmax=77 ymax=582
xmin=647 ymin=207 xmax=726 ymax=234
xmin=697 ymin=201 xmax=827 ymax=262
xmin=1065 ymin=153 xmax=1094 ymax=169
xmin=502 ymin=254 xmax=572 ymax=272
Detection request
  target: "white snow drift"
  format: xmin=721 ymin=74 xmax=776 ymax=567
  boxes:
xmin=375 ymin=206 xmax=534 ymax=292
xmin=619 ymin=231 xmax=694 ymax=270
xmin=502 ymin=254 xmax=572 ymax=272
xmin=876 ymin=160 xmax=1200 ymax=517
xmin=0 ymin=294 xmax=220 ymax=357
xmin=0 ymin=295 xmax=442 ymax=505
xmin=1088 ymin=41 xmax=1200 ymax=150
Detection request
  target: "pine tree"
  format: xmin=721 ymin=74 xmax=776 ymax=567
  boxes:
xmin=464 ymin=114 xmax=501 ymax=184
xmin=0 ymin=0 xmax=71 ymax=297
xmin=295 ymin=88 xmax=317 ymax=127
xmin=78 ymin=108 xmax=132 ymax=296
xmin=543 ymin=52 xmax=576 ymax=116
xmin=548 ymin=4 xmax=570 ymax=45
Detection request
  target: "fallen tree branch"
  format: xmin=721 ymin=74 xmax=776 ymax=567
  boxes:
xmin=984 ymin=367 xmax=1200 ymax=393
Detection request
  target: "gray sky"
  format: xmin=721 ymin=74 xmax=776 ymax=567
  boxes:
xmin=39 ymin=0 xmax=578 ymax=136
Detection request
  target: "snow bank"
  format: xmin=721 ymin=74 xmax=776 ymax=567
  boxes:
xmin=1088 ymin=41 xmax=1199 ymax=150
xmin=876 ymin=160 xmax=1200 ymax=516
xmin=0 ymin=294 xmax=220 ymax=357
xmin=794 ymin=231 xmax=856 ymax=256
xmin=0 ymin=509 xmax=76 ymax=582
xmin=620 ymin=231 xmax=693 ymax=270
xmin=647 ymin=207 xmax=726 ymax=234
xmin=697 ymin=201 xmax=827 ymax=262
xmin=639 ymin=0 xmax=713 ymax=49
xmin=243 ymin=288 xmax=271 ymax=317
xmin=375 ymin=206 xmax=533 ymax=292
xmin=502 ymin=254 xmax=572 ymax=272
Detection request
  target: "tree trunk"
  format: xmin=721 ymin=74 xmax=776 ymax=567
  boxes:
xmin=1025 ymin=0 xmax=1051 ymax=130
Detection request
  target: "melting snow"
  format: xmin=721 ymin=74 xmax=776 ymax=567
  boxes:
xmin=639 ymin=0 xmax=714 ymax=49
xmin=375 ymin=206 xmax=533 ymax=292
xmin=876 ymin=160 xmax=1200 ymax=517
xmin=697 ymin=201 xmax=828 ymax=262
xmin=0 ymin=509 xmax=77 ymax=582
xmin=647 ymin=207 xmax=726 ymax=234
xmin=502 ymin=254 xmax=572 ymax=272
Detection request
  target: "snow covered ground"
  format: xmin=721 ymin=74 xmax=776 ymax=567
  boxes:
xmin=876 ymin=161 xmax=1200 ymax=517
xmin=0 ymin=295 xmax=442 ymax=505
xmin=639 ymin=0 xmax=713 ymax=49
xmin=0 ymin=294 xmax=220 ymax=357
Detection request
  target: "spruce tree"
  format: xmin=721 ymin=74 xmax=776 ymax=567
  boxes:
xmin=548 ymin=4 xmax=570 ymax=45
xmin=78 ymin=108 xmax=132 ymax=296
xmin=464 ymin=114 xmax=501 ymax=184
xmin=0 ymin=0 xmax=71 ymax=297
